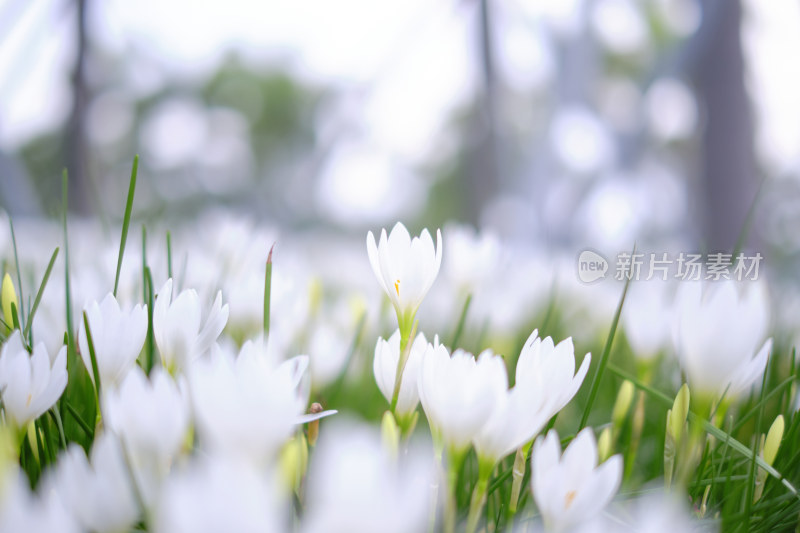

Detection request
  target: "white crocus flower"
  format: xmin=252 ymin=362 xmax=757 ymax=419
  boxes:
xmin=50 ymin=433 xmax=140 ymax=533
xmin=467 ymin=331 xmax=591 ymax=533
xmin=302 ymin=420 xmax=434 ymax=533
xmin=0 ymin=467 xmax=79 ymax=533
xmin=474 ymin=330 xmax=590 ymax=464
xmin=673 ymin=280 xmax=772 ymax=402
xmin=531 ymin=429 xmax=622 ymax=532
xmin=188 ymin=339 xmax=335 ymax=464
xmin=0 ymin=331 xmax=67 ymax=428
xmin=154 ymin=455 xmax=285 ymax=533
xmin=104 ymin=366 xmax=190 ymax=507
xmin=373 ymin=329 xmax=427 ymax=422
xmin=78 ymin=293 xmax=147 ymax=389
xmin=418 ymin=340 xmax=507 ymax=455
xmin=515 ymin=331 xmax=593 ymax=427
xmin=153 ymin=279 xmax=229 ymax=373
xmin=366 ymin=222 xmax=442 ymax=333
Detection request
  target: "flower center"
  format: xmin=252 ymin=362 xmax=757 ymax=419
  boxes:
xmin=394 ymin=279 xmax=400 ymax=297
xmin=564 ymin=490 xmax=577 ymax=509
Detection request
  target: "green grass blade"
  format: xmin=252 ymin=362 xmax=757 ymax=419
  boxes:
xmin=22 ymin=247 xmax=59 ymax=340
xmin=166 ymin=231 xmax=173 ymax=280
xmin=579 ymin=270 xmax=633 ymax=429
xmin=264 ymin=244 xmax=274 ymax=337
xmin=49 ymin=407 xmax=68 ymax=449
xmin=10 ymin=302 xmax=20 ymax=332
xmin=63 ymin=401 xmax=93 ymax=439
xmin=732 ymin=176 xmax=765 ymax=260
xmin=7 ymin=217 xmax=25 ymax=324
xmin=82 ymin=311 xmax=102 ymax=403
xmin=113 ymin=155 xmax=139 ymax=297
xmin=62 ymin=170 xmax=74 ymax=342
xmin=144 ymin=266 xmax=155 ymax=374
xmin=449 ymin=293 xmax=472 ymax=349
xmin=606 ymin=363 xmax=800 ymax=499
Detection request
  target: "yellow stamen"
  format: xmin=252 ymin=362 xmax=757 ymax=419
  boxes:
xmin=394 ymin=280 xmax=400 ymax=297
xmin=26 ymin=393 xmax=32 ymax=407
xmin=565 ymin=490 xmax=577 ymax=509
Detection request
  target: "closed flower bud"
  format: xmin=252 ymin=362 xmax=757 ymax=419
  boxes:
xmin=381 ymin=411 xmax=400 ymax=459
xmin=612 ymin=380 xmax=635 ymax=429
xmin=598 ymin=426 xmax=613 ymax=463
xmin=669 ymin=384 xmax=690 ymax=443
xmin=1 ymin=273 xmax=18 ymax=329
xmin=764 ymin=414 xmax=784 ymax=466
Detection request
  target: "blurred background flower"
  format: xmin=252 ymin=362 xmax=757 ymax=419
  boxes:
xmin=0 ymin=0 xmax=796 ymax=273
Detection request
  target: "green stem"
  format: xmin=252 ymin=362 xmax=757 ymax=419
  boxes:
xmin=508 ymin=447 xmax=527 ymax=516
xmin=429 ymin=439 xmax=444 ymax=533
xmin=390 ymin=318 xmax=417 ymax=413
xmin=450 ymin=293 xmax=472 ymax=349
xmin=466 ymin=460 xmax=493 ymax=533
xmin=264 ymin=245 xmax=274 ymax=338
xmin=444 ymin=447 xmax=466 ymax=533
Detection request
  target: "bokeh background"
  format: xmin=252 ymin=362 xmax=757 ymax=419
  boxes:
xmin=0 ymin=0 xmax=799 ymax=267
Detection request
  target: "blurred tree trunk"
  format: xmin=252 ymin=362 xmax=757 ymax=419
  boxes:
xmin=0 ymin=153 xmax=41 ymax=216
xmin=463 ymin=0 xmax=499 ymax=225
xmin=694 ymin=0 xmax=756 ymax=252
xmin=65 ymin=0 xmax=90 ymax=214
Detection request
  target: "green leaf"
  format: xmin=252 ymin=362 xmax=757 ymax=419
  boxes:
xmin=22 ymin=247 xmax=59 ymax=341
xmin=113 ymin=155 xmax=139 ymax=297
xmin=579 ymin=262 xmax=633 ymax=430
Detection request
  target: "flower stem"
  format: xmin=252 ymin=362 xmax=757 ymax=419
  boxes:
xmin=390 ymin=319 xmax=417 ymax=413
xmin=444 ymin=447 xmax=466 ymax=533
xmin=428 ymin=438 xmax=444 ymax=533
xmin=466 ymin=460 xmax=493 ymax=533
xmin=508 ymin=446 xmax=527 ymax=517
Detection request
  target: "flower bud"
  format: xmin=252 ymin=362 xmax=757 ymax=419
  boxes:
xmin=381 ymin=411 xmax=400 ymax=459
xmin=598 ymin=426 xmax=613 ymax=463
xmin=279 ymin=434 xmax=308 ymax=490
xmin=307 ymin=403 xmax=324 ymax=446
xmin=309 ymin=278 xmax=323 ymax=317
xmin=764 ymin=414 xmax=784 ymax=466
xmin=612 ymin=380 xmax=634 ymax=429
xmin=1 ymin=273 xmax=18 ymax=329
xmin=669 ymin=384 xmax=690 ymax=443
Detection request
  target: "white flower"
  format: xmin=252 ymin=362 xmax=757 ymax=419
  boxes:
xmin=622 ymin=280 xmax=674 ymax=359
xmin=470 ymin=333 xmax=586 ymax=465
xmin=154 ymin=455 xmax=285 ymax=533
xmin=103 ymin=366 xmax=190 ymax=507
xmin=673 ymin=280 xmax=772 ymax=400
xmin=49 ymin=433 xmax=140 ymax=533
xmin=78 ymin=293 xmax=147 ymax=389
xmin=373 ymin=329 xmax=427 ymax=418
xmin=366 ymin=222 xmax=442 ymax=326
xmin=473 ymin=330 xmax=590 ymax=463
xmin=442 ymin=224 xmax=501 ymax=290
xmin=531 ymin=429 xmax=622 ymax=532
xmin=418 ymin=340 xmax=507 ymax=452
xmin=188 ymin=339 xmax=335 ymax=464
xmin=515 ymin=331 xmax=592 ymax=421
xmin=302 ymin=419 xmax=433 ymax=533
xmin=153 ymin=279 xmax=229 ymax=373
xmin=0 ymin=467 xmax=79 ymax=533
xmin=0 ymin=331 xmax=67 ymax=427
xmin=308 ymin=321 xmax=350 ymax=388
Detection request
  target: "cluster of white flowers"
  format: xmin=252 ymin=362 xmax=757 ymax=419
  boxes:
xmin=368 ymin=223 xmax=619 ymax=532
xmin=0 ymin=213 xmax=756 ymax=532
